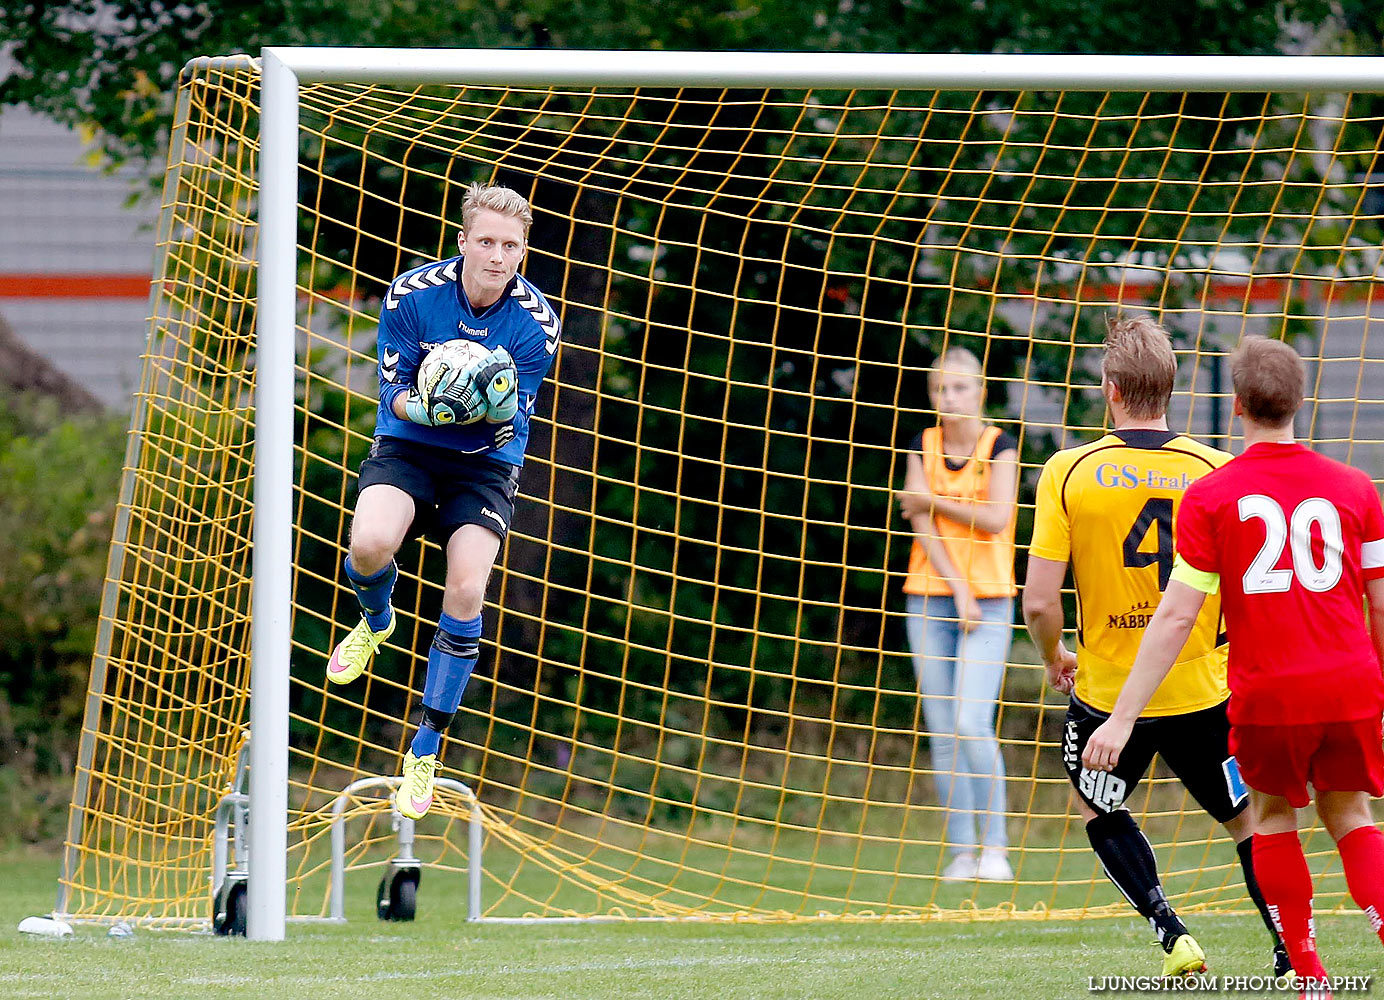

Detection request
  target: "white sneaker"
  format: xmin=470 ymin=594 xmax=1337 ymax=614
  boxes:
xmin=940 ymin=852 xmax=979 ymax=881
xmin=977 ymin=849 xmax=1013 ymax=881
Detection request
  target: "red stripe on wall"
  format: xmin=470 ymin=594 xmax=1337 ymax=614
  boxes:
xmin=0 ymin=274 xmax=153 ymax=299
xmin=1064 ymin=279 xmax=1384 ymax=305
xmin=0 ymin=273 xmax=1380 ymax=305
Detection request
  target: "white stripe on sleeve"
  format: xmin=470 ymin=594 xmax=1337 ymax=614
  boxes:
xmin=1363 ymin=537 xmax=1384 ymax=570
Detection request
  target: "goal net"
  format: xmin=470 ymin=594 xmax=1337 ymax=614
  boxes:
xmin=59 ymin=51 xmax=1384 ymax=927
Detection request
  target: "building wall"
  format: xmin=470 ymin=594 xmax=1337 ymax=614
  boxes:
xmin=997 ymin=299 xmax=1384 ymax=478
xmin=0 ymin=104 xmax=158 ymax=411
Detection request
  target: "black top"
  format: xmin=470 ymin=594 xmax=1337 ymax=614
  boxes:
xmin=912 ymin=427 xmax=1019 ymax=472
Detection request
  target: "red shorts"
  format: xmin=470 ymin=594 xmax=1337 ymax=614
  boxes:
xmin=1230 ymin=717 xmax=1384 ymax=808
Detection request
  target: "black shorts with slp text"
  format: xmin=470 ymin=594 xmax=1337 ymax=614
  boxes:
xmin=1061 ymin=697 xmax=1249 ymax=823
xmin=357 ymin=436 xmax=521 ymax=544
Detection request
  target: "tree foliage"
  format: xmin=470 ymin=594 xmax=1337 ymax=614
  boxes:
xmin=4 ymin=0 xmax=1374 ymax=170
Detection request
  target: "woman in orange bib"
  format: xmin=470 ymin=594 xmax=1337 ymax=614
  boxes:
xmin=898 ymin=347 xmax=1019 ymax=882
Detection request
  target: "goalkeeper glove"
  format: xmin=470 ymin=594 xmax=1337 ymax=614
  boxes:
xmin=403 ymin=346 xmax=517 ymax=427
xmin=404 ymin=354 xmax=488 ymax=426
xmin=429 ymin=357 xmax=491 ymax=425
xmin=403 ymin=386 xmax=458 ymax=426
xmin=476 ymin=347 xmax=520 ymax=423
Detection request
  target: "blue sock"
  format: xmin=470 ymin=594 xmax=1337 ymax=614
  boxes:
xmin=344 ymin=554 xmax=396 ymax=632
xmin=409 ymin=612 xmax=481 ymax=758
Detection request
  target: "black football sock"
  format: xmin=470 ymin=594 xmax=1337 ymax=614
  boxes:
xmin=1087 ymin=810 xmax=1188 ymax=951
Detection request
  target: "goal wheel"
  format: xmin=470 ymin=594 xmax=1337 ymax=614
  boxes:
xmin=212 ymin=872 xmax=247 ymax=936
xmin=376 ymin=865 xmax=420 ymax=922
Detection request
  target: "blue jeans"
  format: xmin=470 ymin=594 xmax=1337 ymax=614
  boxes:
xmin=905 ymin=593 xmax=1013 ymax=854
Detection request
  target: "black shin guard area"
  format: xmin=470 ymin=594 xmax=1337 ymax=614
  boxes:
xmin=432 ymin=628 xmax=480 ymax=660
xmin=420 ymin=705 xmax=455 ymax=735
xmin=1087 ymin=810 xmax=1186 ymax=950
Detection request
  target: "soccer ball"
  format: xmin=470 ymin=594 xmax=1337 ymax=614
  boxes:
xmin=416 ymin=339 xmax=494 ymax=425
xmin=417 ymin=339 xmax=490 ymax=397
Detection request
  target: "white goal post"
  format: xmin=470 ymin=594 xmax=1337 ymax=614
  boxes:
xmin=248 ymin=47 xmax=1384 ymax=941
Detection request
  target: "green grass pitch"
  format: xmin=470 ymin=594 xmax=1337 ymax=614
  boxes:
xmin=0 ymin=848 xmax=1378 ymax=999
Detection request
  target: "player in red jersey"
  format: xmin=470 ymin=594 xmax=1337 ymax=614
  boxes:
xmin=1085 ymin=337 xmax=1384 ymax=997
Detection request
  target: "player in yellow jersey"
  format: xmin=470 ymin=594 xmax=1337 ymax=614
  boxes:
xmin=1022 ymin=316 xmax=1287 ymax=979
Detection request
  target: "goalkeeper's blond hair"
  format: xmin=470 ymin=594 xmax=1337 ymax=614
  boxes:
xmin=462 ymin=182 xmax=534 ymax=239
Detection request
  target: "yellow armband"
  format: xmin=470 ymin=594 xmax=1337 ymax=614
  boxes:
xmin=1170 ymin=554 xmax=1220 ymax=595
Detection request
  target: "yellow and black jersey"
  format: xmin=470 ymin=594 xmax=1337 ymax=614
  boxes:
xmin=1029 ymin=428 xmax=1230 ymax=716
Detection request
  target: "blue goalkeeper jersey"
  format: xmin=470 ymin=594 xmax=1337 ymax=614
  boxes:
xmin=373 ymin=255 xmax=560 ymax=466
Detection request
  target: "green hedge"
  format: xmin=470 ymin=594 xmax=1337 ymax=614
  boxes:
xmin=0 ymin=393 xmax=125 ymax=841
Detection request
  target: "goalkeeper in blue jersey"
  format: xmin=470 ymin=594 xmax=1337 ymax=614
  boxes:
xmin=327 ymin=182 xmax=561 ymax=820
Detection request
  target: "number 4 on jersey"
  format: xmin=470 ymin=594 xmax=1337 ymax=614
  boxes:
xmin=1122 ymin=497 xmax=1174 ymax=590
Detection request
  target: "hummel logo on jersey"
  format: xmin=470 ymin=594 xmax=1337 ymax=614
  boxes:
xmin=480 ymin=507 xmax=507 ymax=529
xmin=511 ymin=280 xmax=561 ymax=354
xmin=384 ymin=259 xmax=458 ymax=311
xmin=458 ymin=321 xmax=487 ymax=338
xmin=380 ymin=348 xmax=400 ymax=382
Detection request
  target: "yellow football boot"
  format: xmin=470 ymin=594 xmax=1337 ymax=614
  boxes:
xmin=326 ymin=611 xmax=395 ymax=685
xmin=396 ymin=750 xmax=441 ymax=820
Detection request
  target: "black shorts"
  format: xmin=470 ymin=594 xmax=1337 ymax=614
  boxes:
xmin=1061 ymin=697 xmax=1249 ymax=823
xmin=357 ymin=436 xmax=521 ymax=543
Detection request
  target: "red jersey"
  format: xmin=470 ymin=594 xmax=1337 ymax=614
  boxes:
xmin=1174 ymin=442 xmax=1384 ymax=725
